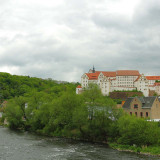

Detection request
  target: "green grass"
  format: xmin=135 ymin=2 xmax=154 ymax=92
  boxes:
xmin=108 ymin=143 xmax=160 ymax=155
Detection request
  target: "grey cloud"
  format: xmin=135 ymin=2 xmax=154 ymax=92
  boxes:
xmin=133 ymin=0 xmax=160 ymax=27
xmin=0 ymin=0 xmax=160 ymax=81
xmin=91 ymin=13 xmax=131 ymax=30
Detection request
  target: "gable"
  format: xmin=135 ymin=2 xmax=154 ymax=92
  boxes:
xmin=81 ymin=73 xmax=88 ymax=79
xmin=86 ymin=72 xmax=100 ymax=80
xmin=123 ymin=97 xmax=134 ymax=109
xmin=123 ymin=97 xmax=157 ymax=110
xmin=141 ymin=97 xmax=156 ymax=108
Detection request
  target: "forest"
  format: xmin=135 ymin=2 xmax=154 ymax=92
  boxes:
xmin=0 ymin=72 xmax=77 ymax=101
xmin=1 ymin=72 xmax=160 ymax=155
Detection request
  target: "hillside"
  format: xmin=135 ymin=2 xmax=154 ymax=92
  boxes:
xmin=0 ymin=72 xmax=78 ymax=101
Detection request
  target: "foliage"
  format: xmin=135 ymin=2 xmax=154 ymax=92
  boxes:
xmin=3 ymin=82 xmax=122 ymax=142
xmin=117 ymin=115 xmax=160 ymax=146
xmin=154 ymin=93 xmax=158 ymax=96
xmin=3 ymin=97 xmax=26 ymax=129
xmin=113 ymin=99 xmax=122 ymax=104
xmin=2 ymin=77 xmax=160 ymax=156
xmin=109 ymin=143 xmax=160 ymax=155
xmin=0 ymin=72 xmax=77 ymax=101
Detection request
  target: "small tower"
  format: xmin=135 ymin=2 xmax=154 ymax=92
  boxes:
xmin=76 ymin=85 xmax=82 ymax=94
xmin=93 ymin=65 xmax=95 ymax=73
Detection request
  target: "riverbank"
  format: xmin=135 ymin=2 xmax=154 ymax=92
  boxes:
xmin=2 ymin=126 xmax=157 ymax=160
xmin=1 ymin=117 xmax=160 ymax=158
xmin=108 ymin=142 xmax=160 ymax=157
xmin=1 ymin=121 xmax=160 ymax=158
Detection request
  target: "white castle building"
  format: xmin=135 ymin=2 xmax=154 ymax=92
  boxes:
xmin=76 ymin=67 xmax=160 ymax=97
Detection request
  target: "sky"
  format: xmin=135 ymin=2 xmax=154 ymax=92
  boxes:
xmin=0 ymin=0 xmax=160 ymax=82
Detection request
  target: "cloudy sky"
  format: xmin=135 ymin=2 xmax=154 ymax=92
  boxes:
xmin=0 ymin=0 xmax=160 ymax=82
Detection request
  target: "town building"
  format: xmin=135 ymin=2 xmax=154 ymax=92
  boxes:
xmin=77 ymin=67 xmax=160 ymax=97
xmin=122 ymin=96 xmax=160 ymax=121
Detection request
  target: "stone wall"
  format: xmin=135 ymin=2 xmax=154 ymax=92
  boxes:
xmin=124 ymin=97 xmax=151 ymax=118
xmin=109 ymin=91 xmax=143 ymax=100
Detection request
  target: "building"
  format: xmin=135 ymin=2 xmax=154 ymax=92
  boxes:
xmin=122 ymin=96 xmax=160 ymax=121
xmin=77 ymin=67 xmax=160 ymax=97
xmin=76 ymin=85 xmax=82 ymax=94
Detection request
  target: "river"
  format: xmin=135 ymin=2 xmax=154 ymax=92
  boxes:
xmin=0 ymin=127 xmax=159 ymax=160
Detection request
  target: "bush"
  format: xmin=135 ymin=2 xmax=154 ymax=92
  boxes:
xmin=117 ymin=115 xmax=160 ymax=147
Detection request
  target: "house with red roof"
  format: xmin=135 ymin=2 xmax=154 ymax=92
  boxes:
xmin=78 ymin=67 xmax=160 ymax=97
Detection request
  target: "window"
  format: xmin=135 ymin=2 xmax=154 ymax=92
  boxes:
xmin=135 ymin=112 xmax=137 ymax=116
xmin=130 ymin=112 xmax=132 ymax=115
xmin=146 ymin=112 xmax=148 ymax=117
xmin=134 ymin=104 xmax=138 ymax=109
xmin=140 ymin=112 xmax=143 ymax=117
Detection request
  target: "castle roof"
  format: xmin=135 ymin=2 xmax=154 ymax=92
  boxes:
xmin=116 ymin=70 xmax=140 ymax=76
xmin=102 ymin=71 xmax=116 ymax=77
xmin=76 ymin=85 xmax=82 ymax=88
xmin=85 ymin=70 xmax=140 ymax=80
xmin=86 ymin=72 xmax=101 ymax=80
xmin=146 ymin=76 xmax=160 ymax=80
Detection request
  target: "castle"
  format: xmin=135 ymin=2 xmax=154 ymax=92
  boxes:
xmin=76 ymin=67 xmax=160 ymax=97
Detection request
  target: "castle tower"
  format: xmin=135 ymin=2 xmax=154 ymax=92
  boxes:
xmin=92 ymin=65 xmax=95 ymax=73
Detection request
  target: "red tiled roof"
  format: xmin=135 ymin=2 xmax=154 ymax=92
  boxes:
xmin=76 ymin=85 xmax=82 ymax=88
xmin=146 ymin=76 xmax=160 ymax=80
xmin=116 ymin=70 xmax=140 ymax=76
xmin=86 ymin=71 xmax=116 ymax=80
xmin=102 ymin=71 xmax=116 ymax=77
xmin=86 ymin=72 xmax=101 ymax=80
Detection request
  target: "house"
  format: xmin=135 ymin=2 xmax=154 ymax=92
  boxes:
xmin=122 ymin=96 xmax=160 ymax=120
xmin=78 ymin=67 xmax=160 ymax=97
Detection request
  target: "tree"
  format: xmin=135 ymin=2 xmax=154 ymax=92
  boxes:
xmin=117 ymin=115 xmax=160 ymax=146
xmin=4 ymin=96 xmax=27 ymax=129
xmin=79 ymin=83 xmax=118 ymax=141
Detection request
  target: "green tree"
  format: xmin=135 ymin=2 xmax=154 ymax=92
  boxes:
xmin=79 ymin=83 xmax=118 ymax=141
xmin=117 ymin=115 xmax=160 ymax=146
xmin=4 ymin=96 xmax=27 ymax=129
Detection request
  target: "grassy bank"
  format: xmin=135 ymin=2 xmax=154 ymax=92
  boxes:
xmin=1 ymin=119 xmax=160 ymax=157
xmin=109 ymin=143 xmax=160 ymax=156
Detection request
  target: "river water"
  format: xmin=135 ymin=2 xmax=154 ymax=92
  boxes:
xmin=0 ymin=127 xmax=159 ymax=160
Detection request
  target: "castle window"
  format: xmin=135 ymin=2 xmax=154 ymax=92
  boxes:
xmin=146 ymin=112 xmax=148 ymax=117
xmin=140 ymin=112 xmax=143 ymax=117
xmin=130 ymin=112 xmax=132 ymax=115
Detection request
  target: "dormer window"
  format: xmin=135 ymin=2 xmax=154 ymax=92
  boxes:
xmin=134 ymin=104 xmax=138 ymax=109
